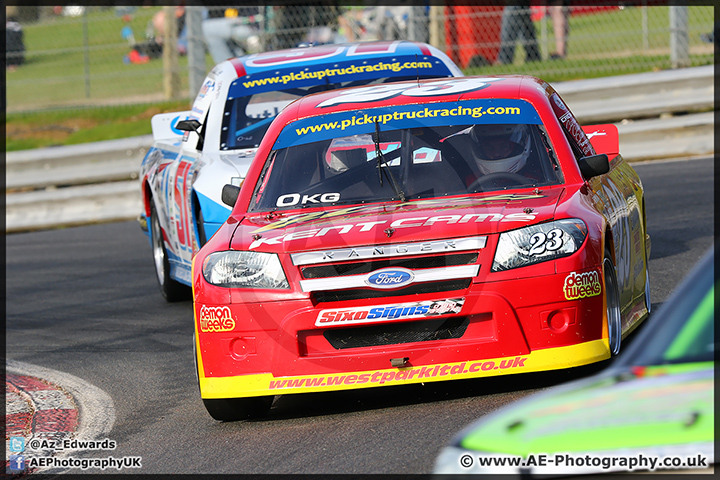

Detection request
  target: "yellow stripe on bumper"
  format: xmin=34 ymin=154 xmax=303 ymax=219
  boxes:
xmin=199 ymin=339 xmax=610 ymax=399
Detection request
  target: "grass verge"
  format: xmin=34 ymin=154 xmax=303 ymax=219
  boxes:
xmin=6 ymin=100 xmax=190 ymax=151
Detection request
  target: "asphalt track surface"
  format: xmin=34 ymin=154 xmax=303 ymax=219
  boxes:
xmin=5 ymin=156 xmax=714 ymax=474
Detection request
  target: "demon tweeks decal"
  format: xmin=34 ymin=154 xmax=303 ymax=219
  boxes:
xmin=563 ymin=271 xmax=602 ymax=300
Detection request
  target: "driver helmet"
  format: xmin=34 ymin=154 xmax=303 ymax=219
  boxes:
xmin=470 ymin=124 xmax=531 ymax=175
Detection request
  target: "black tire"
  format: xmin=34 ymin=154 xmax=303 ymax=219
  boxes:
xmin=149 ymin=202 xmax=191 ymax=302
xmin=193 ymin=334 xmax=201 ymax=394
xmin=643 ymin=250 xmax=651 ymax=315
xmin=603 ymin=248 xmax=622 ymax=356
xmin=194 ymin=334 xmax=273 ymax=421
xmin=202 ymin=396 xmax=273 ymax=422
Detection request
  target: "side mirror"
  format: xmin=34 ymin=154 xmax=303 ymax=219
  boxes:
xmin=176 ymin=119 xmax=204 ymax=149
xmin=578 ymin=153 xmax=609 ymax=181
xmin=221 ymin=184 xmax=241 ymax=207
xmin=175 ymin=119 xmax=202 ymax=133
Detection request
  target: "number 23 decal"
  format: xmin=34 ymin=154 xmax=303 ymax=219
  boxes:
xmin=529 ymin=229 xmax=564 ymax=255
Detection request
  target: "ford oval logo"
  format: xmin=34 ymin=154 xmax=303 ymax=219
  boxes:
xmin=365 ymin=268 xmax=415 ymax=289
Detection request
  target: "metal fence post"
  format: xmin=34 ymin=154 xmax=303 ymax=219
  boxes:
xmin=186 ymin=7 xmax=206 ymax=100
xmin=163 ymin=6 xmax=181 ymax=100
xmin=540 ymin=7 xmax=548 ymax=60
xmin=642 ymin=1 xmax=649 ymax=50
xmin=82 ymin=8 xmax=91 ymax=98
xmin=408 ymin=6 xmax=429 ymax=43
xmin=407 ymin=6 xmax=417 ymax=41
xmin=670 ymin=5 xmax=690 ymax=68
xmin=262 ymin=6 xmax=274 ymax=52
xmin=429 ymin=5 xmax=444 ymax=50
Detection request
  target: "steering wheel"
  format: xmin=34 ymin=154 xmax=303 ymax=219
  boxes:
xmin=467 ymin=172 xmax=530 ymax=192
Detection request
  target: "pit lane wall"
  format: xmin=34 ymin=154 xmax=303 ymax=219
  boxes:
xmin=5 ymin=65 xmax=714 ymax=233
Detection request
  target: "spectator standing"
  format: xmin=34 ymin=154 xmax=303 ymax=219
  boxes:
xmin=497 ymin=1 xmax=540 ymax=65
xmin=201 ymin=6 xmax=262 ymax=64
xmin=549 ymin=0 xmax=570 ymax=60
xmin=700 ymin=21 xmax=718 ymax=52
xmin=6 ymin=16 xmax=25 ymax=71
xmin=270 ymin=4 xmax=343 ymax=50
xmin=149 ymin=6 xmax=187 ymax=56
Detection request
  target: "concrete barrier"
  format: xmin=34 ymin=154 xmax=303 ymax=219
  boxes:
xmin=617 ymin=111 xmax=714 ymax=161
xmin=6 ymin=181 xmax=141 ymax=232
xmin=5 ymin=66 xmax=714 ymax=233
xmin=6 ymin=135 xmax=153 ymax=191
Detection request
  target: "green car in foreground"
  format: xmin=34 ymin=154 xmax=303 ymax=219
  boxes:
xmin=435 ymin=246 xmax=714 ymax=476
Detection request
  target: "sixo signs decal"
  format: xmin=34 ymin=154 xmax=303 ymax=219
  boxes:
xmin=317 ymin=78 xmax=503 ymax=108
xmin=199 ymin=305 xmax=236 ymax=332
xmin=316 ymin=298 xmax=465 ymax=326
xmin=563 ymin=271 xmax=601 ymax=300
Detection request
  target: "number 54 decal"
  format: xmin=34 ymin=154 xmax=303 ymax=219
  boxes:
xmin=317 ymin=78 xmax=503 ymax=108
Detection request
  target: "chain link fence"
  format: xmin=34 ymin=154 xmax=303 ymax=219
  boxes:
xmin=5 ymin=4 xmax=714 ymax=113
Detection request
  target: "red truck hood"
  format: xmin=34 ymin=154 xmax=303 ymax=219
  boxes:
xmin=231 ymin=189 xmax=563 ymax=253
